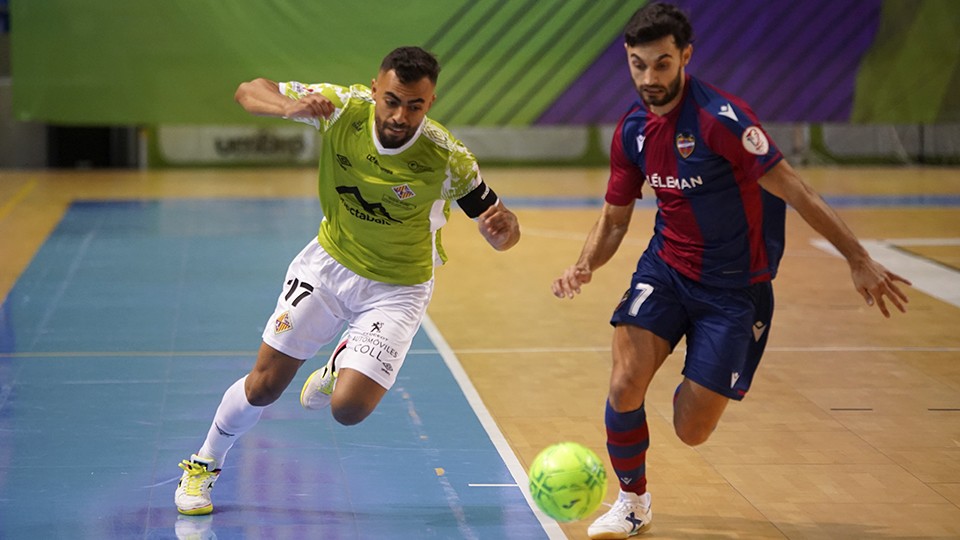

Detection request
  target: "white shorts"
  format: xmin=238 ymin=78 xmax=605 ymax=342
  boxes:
xmin=261 ymin=238 xmax=433 ymax=390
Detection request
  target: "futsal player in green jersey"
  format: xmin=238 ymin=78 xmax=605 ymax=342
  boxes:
xmin=175 ymin=46 xmax=520 ymax=515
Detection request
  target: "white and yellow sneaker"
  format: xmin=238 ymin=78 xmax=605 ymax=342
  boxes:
xmin=175 ymin=455 xmax=220 ymax=516
xmin=300 ymin=336 xmax=346 ymax=410
xmin=587 ymin=490 xmax=652 ymax=539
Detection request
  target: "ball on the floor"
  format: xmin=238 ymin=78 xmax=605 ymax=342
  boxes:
xmin=528 ymin=441 xmax=607 ymax=522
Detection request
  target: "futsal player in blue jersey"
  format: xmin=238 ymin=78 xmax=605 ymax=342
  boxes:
xmin=552 ymin=3 xmax=911 ymax=538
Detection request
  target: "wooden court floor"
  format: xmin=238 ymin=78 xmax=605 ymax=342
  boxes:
xmin=1 ymin=166 xmax=959 ymax=539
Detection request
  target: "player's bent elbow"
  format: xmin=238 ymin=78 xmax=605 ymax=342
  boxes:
xmin=234 ymin=78 xmax=268 ymax=105
xmin=234 ymin=81 xmax=254 ymax=105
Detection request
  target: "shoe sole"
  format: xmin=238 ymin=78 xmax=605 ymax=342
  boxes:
xmin=177 ymin=504 xmax=213 ymax=516
xmin=588 ymin=521 xmax=651 ymax=539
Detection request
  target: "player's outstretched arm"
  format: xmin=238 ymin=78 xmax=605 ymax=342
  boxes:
xmin=234 ymin=78 xmax=334 ymax=120
xmin=477 ymin=202 xmax=520 ymax=251
xmin=758 ymin=160 xmax=911 ymax=318
xmin=552 ymin=202 xmax=634 ymax=299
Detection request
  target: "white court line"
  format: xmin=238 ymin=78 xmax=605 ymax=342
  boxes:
xmin=421 ymin=315 xmax=567 ymax=540
xmin=812 ymin=238 xmax=960 ymax=308
xmin=890 ymin=238 xmax=960 ymax=247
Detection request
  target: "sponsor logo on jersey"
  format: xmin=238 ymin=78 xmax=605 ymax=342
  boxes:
xmin=742 ymin=126 xmax=770 ymax=155
xmin=392 ymin=184 xmax=416 ymax=200
xmin=274 ymin=311 xmax=293 ymax=334
xmin=352 ymin=120 xmax=364 ymax=132
xmin=407 ymin=160 xmax=434 ymax=173
xmin=646 ymin=173 xmax=703 ymax=190
xmin=336 ymin=154 xmax=353 ymax=170
xmin=336 ymin=185 xmax=402 ymax=224
xmin=676 ymin=133 xmax=696 ymax=158
xmin=371 ymin=321 xmax=384 ymax=333
xmin=366 ymin=154 xmax=395 ymax=175
xmin=381 ymin=194 xmax=416 ymax=211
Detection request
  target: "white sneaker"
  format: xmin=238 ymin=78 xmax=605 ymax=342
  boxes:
xmin=587 ymin=491 xmax=652 ymax=539
xmin=300 ymin=335 xmax=346 ymax=410
xmin=175 ymin=455 xmax=220 ymax=515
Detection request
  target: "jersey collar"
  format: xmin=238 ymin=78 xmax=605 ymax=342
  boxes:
xmin=372 ymin=116 xmax=425 ymax=156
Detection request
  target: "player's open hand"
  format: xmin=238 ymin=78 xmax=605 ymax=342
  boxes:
xmin=478 ymin=203 xmax=520 ymax=251
xmin=552 ymin=264 xmax=592 ymax=299
xmin=851 ymin=258 xmax=911 ymax=317
xmin=283 ymin=94 xmax=335 ymax=119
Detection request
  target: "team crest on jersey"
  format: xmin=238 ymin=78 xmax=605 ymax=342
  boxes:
xmin=741 ymin=126 xmax=770 ymax=155
xmin=392 ymin=184 xmax=416 ymax=200
xmin=676 ymin=133 xmax=696 ymax=158
xmin=274 ymin=311 xmax=293 ymax=334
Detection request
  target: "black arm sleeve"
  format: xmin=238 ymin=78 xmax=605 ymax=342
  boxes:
xmin=455 ymin=180 xmax=499 ymax=218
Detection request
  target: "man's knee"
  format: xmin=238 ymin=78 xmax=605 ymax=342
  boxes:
xmin=331 ymin=403 xmax=373 ymax=426
xmin=608 ymin=373 xmax=651 ymax=411
xmin=673 ymin=417 xmax=716 ymax=446
xmin=245 ymin=343 xmax=302 ymax=406
xmin=244 ymin=375 xmax=285 ymax=406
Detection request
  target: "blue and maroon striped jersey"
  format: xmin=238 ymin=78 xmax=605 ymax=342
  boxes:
xmin=607 ymin=74 xmax=785 ymax=288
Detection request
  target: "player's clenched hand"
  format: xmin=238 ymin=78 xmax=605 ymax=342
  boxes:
xmin=850 ymin=257 xmax=911 ymax=318
xmin=478 ymin=203 xmax=520 ymax=251
xmin=552 ymin=264 xmax=592 ymax=299
xmin=283 ymin=94 xmax=335 ymax=119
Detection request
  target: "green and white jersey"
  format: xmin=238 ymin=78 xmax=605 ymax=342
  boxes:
xmin=280 ymin=81 xmax=483 ymax=285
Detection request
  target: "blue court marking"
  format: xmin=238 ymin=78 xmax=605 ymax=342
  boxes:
xmin=0 ymin=199 xmax=553 ymax=539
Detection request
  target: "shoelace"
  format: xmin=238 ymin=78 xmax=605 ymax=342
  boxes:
xmin=597 ymin=497 xmax=645 ymax=526
xmin=178 ymin=460 xmax=215 ymax=496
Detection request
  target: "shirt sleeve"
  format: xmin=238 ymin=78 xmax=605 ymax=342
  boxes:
xmin=442 ymin=139 xmax=482 ymax=201
xmin=605 ymin=116 xmax=645 ymax=205
xmin=700 ymin=99 xmax=783 ymax=184
xmin=278 ymin=81 xmax=349 ymax=133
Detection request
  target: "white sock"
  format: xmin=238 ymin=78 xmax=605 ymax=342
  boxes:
xmin=197 ymin=375 xmax=264 ymax=468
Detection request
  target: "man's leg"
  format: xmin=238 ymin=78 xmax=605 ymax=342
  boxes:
xmin=606 ymin=324 xmax=672 ymax=495
xmin=176 ymin=343 xmax=301 ymax=515
xmin=588 ymin=324 xmax=670 ymax=539
xmin=329 ymin=368 xmax=389 ymax=425
xmin=198 ymin=343 xmax=302 ymax=463
xmin=672 ymin=378 xmax=729 ymax=446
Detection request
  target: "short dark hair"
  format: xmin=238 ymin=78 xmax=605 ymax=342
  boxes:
xmin=380 ymin=46 xmax=440 ymax=84
xmin=624 ymin=2 xmax=694 ymax=49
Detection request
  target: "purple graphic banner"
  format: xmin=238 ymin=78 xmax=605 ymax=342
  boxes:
xmin=538 ymin=0 xmax=881 ymax=124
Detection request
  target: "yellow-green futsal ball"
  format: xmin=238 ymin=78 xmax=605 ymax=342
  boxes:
xmin=528 ymin=442 xmax=607 ymax=522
